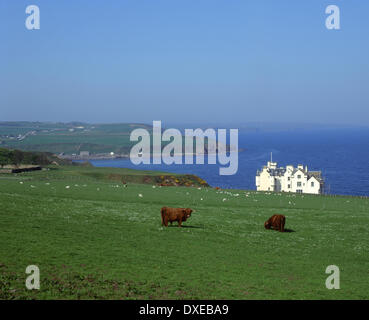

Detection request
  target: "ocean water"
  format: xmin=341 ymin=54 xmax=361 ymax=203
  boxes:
xmin=89 ymin=128 xmax=369 ymax=197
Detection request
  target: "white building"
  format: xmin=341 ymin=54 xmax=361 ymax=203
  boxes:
xmin=79 ymin=151 xmax=90 ymax=157
xmin=256 ymin=159 xmax=324 ymax=194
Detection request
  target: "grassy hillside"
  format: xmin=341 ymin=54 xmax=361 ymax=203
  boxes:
xmin=0 ymin=122 xmax=234 ymax=157
xmin=0 ymin=166 xmax=368 ymax=299
xmin=0 ymin=122 xmax=151 ymax=155
xmin=0 ymin=147 xmax=74 ymax=167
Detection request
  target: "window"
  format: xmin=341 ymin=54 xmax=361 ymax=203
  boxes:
xmin=311 ymin=182 xmax=315 ymax=187
xmin=297 ymin=175 xmax=301 ymax=179
xmin=296 ymin=189 xmax=303 ymax=194
xmin=288 ymin=184 xmax=291 ymax=188
xmin=297 ymin=182 xmax=302 ymax=187
xmin=288 ymin=177 xmax=291 ymax=181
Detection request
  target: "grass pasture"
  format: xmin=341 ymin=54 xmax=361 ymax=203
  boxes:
xmin=0 ymin=122 xmax=152 ymax=155
xmin=0 ymin=166 xmax=368 ymax=299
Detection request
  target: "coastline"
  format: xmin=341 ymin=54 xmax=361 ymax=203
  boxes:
xmin=58 ymin=148 xmax=245 ymax=161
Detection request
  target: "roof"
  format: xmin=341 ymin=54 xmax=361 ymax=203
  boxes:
xmin=291 ymin=168 xmax=306 ymax=175
xmin=269 ymin=168 xmax=286 ymax=176
xmin=256 ymin=167 xmax=286 ymax=177
xmin=308 ymin=171 xmax=323 ymax=182
xmin=256 ymin=163 xmax=324 ymax=182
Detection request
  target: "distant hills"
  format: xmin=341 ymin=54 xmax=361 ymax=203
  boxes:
xmin=0 ymin=121 xmax=236 ymax=159
xmin=4 ymin=120 xmax=351 ymax=159
xmin=0 ymin=122 xmax=152 ymax=158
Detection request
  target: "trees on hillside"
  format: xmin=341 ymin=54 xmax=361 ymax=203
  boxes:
xmin=0 ymin=148 xmax=13 ymax=167
xmin=0 ymin=148 xmax=57 ymax=167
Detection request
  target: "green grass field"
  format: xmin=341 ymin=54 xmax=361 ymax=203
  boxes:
xmin=1 ymin=166 xmax=368 ymax=299
xmin=0 ymin=122 xmax=151 ymax=155
xmin=0 ymin=122 xmax=231 ymax=156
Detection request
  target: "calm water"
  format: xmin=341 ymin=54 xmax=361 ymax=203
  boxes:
xmin=89 ymin=128 xmax=369 ymax=197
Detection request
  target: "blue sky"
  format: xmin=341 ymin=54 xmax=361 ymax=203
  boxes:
xmin=1 ymin=0 xmax=368 ymax=125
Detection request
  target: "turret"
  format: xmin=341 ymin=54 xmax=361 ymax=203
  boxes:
xmin=267 ymin=161 xmax=277 ymax=169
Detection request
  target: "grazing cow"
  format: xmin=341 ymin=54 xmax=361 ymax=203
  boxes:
xmin=161 ymin=207 xmax=193 ymax=227
xmin=264 ymin=214 xmax=286 ymax=232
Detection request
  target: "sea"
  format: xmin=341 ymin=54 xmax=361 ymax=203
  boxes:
xmin=87 ymin=128 xmax=369 ymax=197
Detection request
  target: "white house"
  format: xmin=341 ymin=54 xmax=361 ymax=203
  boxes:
xmin=256 ymin=159 xmax=324 ymax=194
